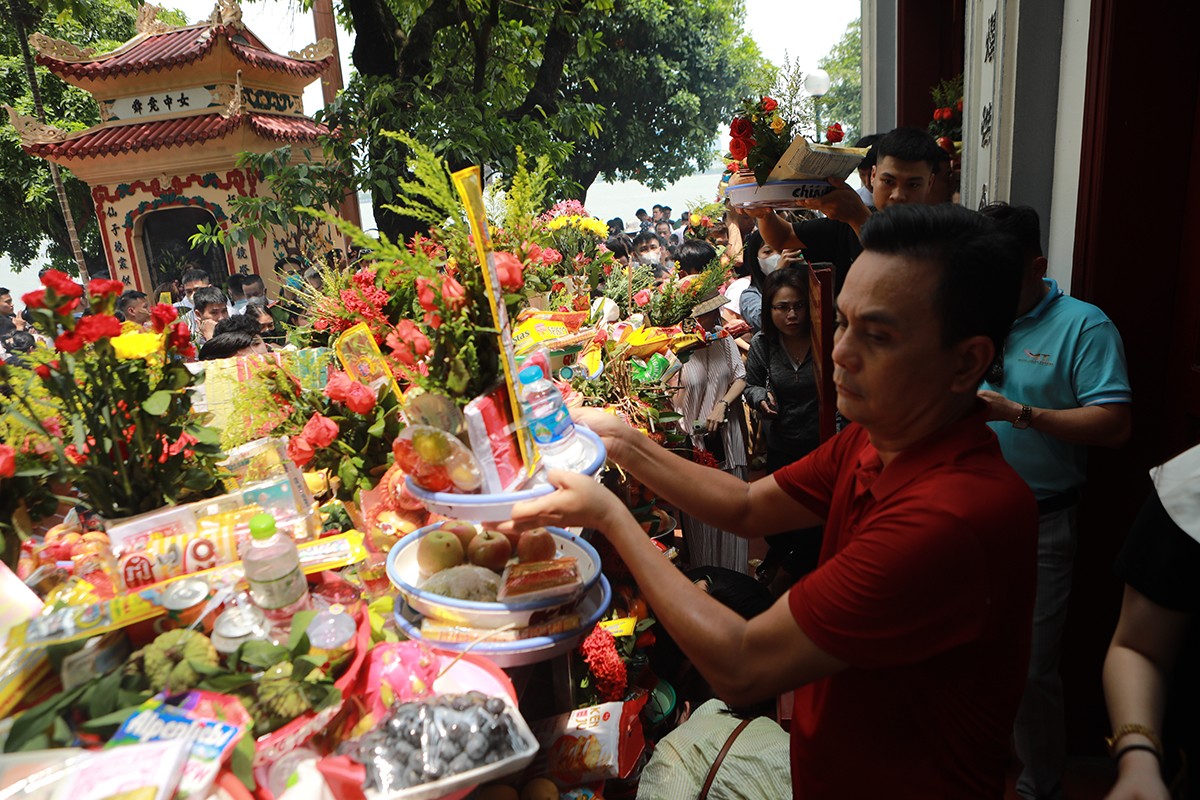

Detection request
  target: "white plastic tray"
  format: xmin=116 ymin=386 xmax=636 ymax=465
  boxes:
xmin=387 ymin=524 xmax=602 ymax=629
xmin=394 ymin=576 xmax=612 ymax=668
xmin=404 ymin=428 xmax=606 ymax=523
xmin=725 ymin=178 xmax=834 ymax=208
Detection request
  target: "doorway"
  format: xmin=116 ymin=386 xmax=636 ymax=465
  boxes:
xmin=139 ymin=207 xmax=228 ymax=289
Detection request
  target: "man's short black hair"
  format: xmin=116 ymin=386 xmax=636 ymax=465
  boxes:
xmin=661 ymin=205 xmax=672 ymax=215
xmin=606 ymin=218 xmax=625 ymax=236
xmin=192 ymin=286 xmax=226 ymax=313
xmin=874 ymin=127 xmax=944 ymax=172
xmin=859 ymin=203 xmax=1022 ymax=361
xmin=214 ymin=313 xmax=262 ymax=337
xmin=631 ymin=231 xmax=660 ymax=250
xmin=635 ymin=208 xmax=648 ymax=218
xmin=180 ymin=267 xmax=210 ymax=286
xmin=116 ymin=290 xmax=147 ymax=315
xmin=854 ymin=133 xmax=883 ymax=171
xmin=199 ymin=331 xmax=256 ymax=361
xmin=979 ymin=202 xmax=1043 ymax=261
xmin=242 ymin=273 xmax=266 ymax=290
xmin=675 ymin=239 xmax=717 ymax=275
xmin=226 ymin=273 xmax=246 ymax=298
xmin=652 ymin=204 xmax=663 ymax=211
xmin=0 ymin=287 xmax=9 ymax=296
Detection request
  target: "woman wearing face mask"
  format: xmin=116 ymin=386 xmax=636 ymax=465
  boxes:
xmin=742 ymin=268 xmax=822 ymax=594
xmin=736 ymin=230 xmax=803 ymax=331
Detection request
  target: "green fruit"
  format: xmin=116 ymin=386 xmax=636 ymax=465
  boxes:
xmin=412 ymin=429 xmax=452 ymax=465
xmin=256 ymin=662 xmax=313 ymax=724
xmin=143 ymin=629 xmax=218 ymax=694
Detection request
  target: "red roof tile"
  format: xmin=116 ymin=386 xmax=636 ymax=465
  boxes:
xmin=37 ymin=25 xmax=331 ymax=80
xmin=26 ymin=113 xmax=328 ymax=159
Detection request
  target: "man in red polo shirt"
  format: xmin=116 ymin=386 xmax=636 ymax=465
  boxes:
xmin=508 ymin=204 xmax=1038 ymax=798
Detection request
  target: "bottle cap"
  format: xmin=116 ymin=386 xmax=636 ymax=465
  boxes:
xmin=248 ymin=512 xmax=277 ymax=541
xmin=519 ymin=365 xmax=543 ymax=384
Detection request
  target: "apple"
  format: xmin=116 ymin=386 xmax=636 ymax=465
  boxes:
xmin=440 ymin=521 xmax=478 ymax=553
xmin=468 ymin=530 xmax=513 ymax=573
xmin=517 ymin=528 xmax=557 ymax=563
xmin=417 ymin=530 xmax=465 ymax=575
xmin=372 ymin=510 xmax=419 ymax=552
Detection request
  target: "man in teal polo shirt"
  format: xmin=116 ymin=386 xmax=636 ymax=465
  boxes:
xmin=979 ymin=204 xmax=1132 ymax=800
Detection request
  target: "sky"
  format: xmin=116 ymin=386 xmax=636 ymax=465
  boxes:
xmin=0 ymin=0 xmax=861 ymax=292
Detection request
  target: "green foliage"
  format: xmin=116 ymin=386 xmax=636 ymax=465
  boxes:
xmin=816 ymin=17 xmax=863 ymax=143
xmin=558 ymin=0 xmax=772 ymax=194
xmin=0 ymin=0 xmax=184 ymax=273
xmin=927 ymin=74 xmax=964 ymax=141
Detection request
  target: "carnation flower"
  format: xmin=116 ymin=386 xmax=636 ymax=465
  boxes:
xmin=22 ymin=289 xmax=45 ymax=309
xmin=415 ymin=277 xmax=437 ymax=311
xmin=441 ymin=275 xmax=467 ymax=311
xmin=54 ymin=330 xmax=85 ymax=353
xmin=88 ymin=278 xmax=124 ymax=298
xmin=386 ymin=319 xmax=432 ymax=368
xmin=150 ymin=303 xmax=177 ymax=332
xmin=41 ymin=270 xmax=83 ymax=300
xmin=0 ymin=444 xmax=15 ymax=479
xmin=75 ymin=314 xmax=122 ymax=343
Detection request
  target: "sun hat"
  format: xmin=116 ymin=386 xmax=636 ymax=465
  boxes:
xmin=690 ymin=291 xmax=730 ymax=318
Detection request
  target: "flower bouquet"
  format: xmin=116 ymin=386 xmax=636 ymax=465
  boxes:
xmin=725 ymin=95 xmax=867 ymax=208
xmin=3 ymin=271 xmax=226 ymax=520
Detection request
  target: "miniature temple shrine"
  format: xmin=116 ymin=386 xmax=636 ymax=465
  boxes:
xmin=5 ymin=0 xmax=339 ymax=293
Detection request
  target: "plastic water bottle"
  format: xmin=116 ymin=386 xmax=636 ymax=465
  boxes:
xmin=242 ymin=513 xmax=309 ymax=638
xmin=518 ymin=365 xmax=588 ymax=471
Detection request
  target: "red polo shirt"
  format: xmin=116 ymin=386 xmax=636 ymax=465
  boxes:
xmin=774 ymin=403 xmax=1037 ymax=799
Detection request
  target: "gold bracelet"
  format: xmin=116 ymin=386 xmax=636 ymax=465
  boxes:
xmin=1106 ymin=724 xmax=1162 ymax=757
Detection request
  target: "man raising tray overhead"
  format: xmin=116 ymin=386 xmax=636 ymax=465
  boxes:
xmin=504 ymin=203 xmax=1039 ymax=799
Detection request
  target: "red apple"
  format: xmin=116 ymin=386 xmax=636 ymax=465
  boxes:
xmin=440 ymin=521 xmax=478 ymax=553
xmin=517 ymin=528 xmax=557 ymax=563
xmin=467 ymin=530 xmax=513 ymax=573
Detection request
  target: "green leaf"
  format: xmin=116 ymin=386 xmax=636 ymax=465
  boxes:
xmin=287 ymin=610 xmax=317 ymax=653
xmin=230 ymin=733 xmax=257 ymax=791
xmin=235 ymin=640 xmax=289 ymax=669
xmin=142 ymin=390 xmax=172 ymax=416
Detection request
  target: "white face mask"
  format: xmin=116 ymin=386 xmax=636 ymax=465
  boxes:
xmin=638 ymin=252 xmax=659 ymax=266
xmin=760 ymin=254 xmax=782 ymax=275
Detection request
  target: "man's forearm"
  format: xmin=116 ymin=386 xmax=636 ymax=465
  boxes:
xmin=756 ymin=212 xmax=801 ymax=253
xmin=1027 ymin=403 xmax=1132 ymax=447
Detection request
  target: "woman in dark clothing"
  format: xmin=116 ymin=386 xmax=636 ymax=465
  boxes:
xmin=742 ymin=268 xmax=822 ymax=593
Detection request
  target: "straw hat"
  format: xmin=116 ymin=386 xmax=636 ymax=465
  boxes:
xmin=690 ymin=291 xmax=730 ymax=318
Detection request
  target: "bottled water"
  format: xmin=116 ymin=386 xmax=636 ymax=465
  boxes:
xmin=242 ymin=513 xmax=309 ymax=638
xmin=518 ymin=365 xmax=588 ymax=471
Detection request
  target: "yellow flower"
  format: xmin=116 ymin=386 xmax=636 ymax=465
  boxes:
xmin=770 ymin=115 xmax=786 ymax=134
xmin=110 ymin=331 xmax=163 ymax=360
xmin=546 ymin=216 xmax=569 ymax=232
xmin=580 ymin=217 xmax=609 ymax=237
xmin=690 ymin=213 xmax=701 ymax=226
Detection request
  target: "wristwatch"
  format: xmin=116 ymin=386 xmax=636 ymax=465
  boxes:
xmin=1012 ymin=404 xmax=1033 ymax=429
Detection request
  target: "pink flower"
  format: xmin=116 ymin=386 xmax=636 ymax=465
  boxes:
xmin=301 ymin=413 xmax=339 ymax=449
xmin=415 ymin=277 xmax=437 ymax=311
xmin=386 ymin=319 xmax=432 ymax=367
xmin=541 ymin=248 xmax=563 ymax=265
xmin=441 ymin=276 xmax=467 ymax=311
xmin=492 ymin=252 xmax=524 ymax=292
xmin=633 ymin=290 xmax=651 ymax=307
xmin=287 ymin=435 xmax=315 ymax=468
xmin=324 ymin=371 xmax=377 ymax=415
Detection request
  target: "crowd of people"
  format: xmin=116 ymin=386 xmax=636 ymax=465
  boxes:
xmin=2 ymin=124 xmax=1194 ymax=799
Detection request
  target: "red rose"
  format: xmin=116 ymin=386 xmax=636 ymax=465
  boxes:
xmin=88 ymin=278 xmax=124 ymax=298
xmin=75 ymin=314 xmax=121 ymax=343
xmin=54 ymin=330 xmax=85 ymax=353
xmin=728 ymin=137 xmax=750 ymax=160
xmin=150 ymin=303 xmax=177 ymax=332
xmin=386 ymin=319 xmax=432 ymax=368
xmin=633 ymin=290 xmax=651 ymax=307
xmin=326 ymin=371 xmax=378 ymax=415
xmin=415 ymin=277 xmax=437 ymax=311
xmin=956 ymin=98 xmax=963 ymax=113
xmin=825 ymin=123 xmax=845 ymax=143
xmin=166 ymin=321 xmax=193 ymax=357
xmin=0 ymin=444 xmax=15 ymax=479
xmin=301 ymin=413 xmax=339 ymax=449
xmin=760 ymin=96 xmax=778 ymax=112
xmin=541 ymin=248 xmax=563 ymax=265
xmin=41 ymin=270 xmax=83 ymax=300
xmin=729 ymin=117 xmax=754 ymax=140
xmin=440 ymin=275 xmax=467 ymax=311
xmin=423 ymin=311 xmax=442 ymax=329
xmin=22 ymin=289 xmax=45 ymax=309
xmin=287 ymin=434 xmax=315 ymax=468
xmin=492 ymin=252 xmax=524 ymax=292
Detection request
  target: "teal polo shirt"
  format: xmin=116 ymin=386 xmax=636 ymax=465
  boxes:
xmin=983 ymin=279 xmax=1131 ymax=499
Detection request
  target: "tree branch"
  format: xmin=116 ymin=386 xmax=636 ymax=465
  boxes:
xmin=345 ymin=0 xmax=400 ymax=77
xmin=504 ymin=0 xmax=584 ymax=120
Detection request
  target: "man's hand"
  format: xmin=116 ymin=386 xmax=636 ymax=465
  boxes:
xmin=740 ymin=205 xmax=777 ymax=220
xmin=1103 ymin=757 xmax=1171 ymax=800
xmin=795 ymin=178 xmax=871 ymax=234
xmin=759 ymin=392 xmax=778 ymax=418
xmin=198 ymin=318 xmax=219 ymax=341
xmin=571 ymin=406 xmax=639 ymax=463
xmin=778 ymin=249 xmax=804 ymax=269
xmin=978 ymin=389 xmax=1020 ymax=423
xmin=504 ymin=470 xmax=628 ymax=535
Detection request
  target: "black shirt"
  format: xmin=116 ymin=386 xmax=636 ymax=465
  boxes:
xmin=790 ymin=218 xmax=863 ymax=296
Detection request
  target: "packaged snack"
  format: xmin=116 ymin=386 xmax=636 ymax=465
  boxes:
xmin=108 ymin=698 xmax=245 ymax=799
xmin=419 ymin=614 xmax=581 ymax=644
xmin=464 ymin=383 xmax=528 ymax=494
xmin=528 ymin=697 xmax=648 ymax=787
xmin=496 ymin=558 xmax=581 ymax=603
